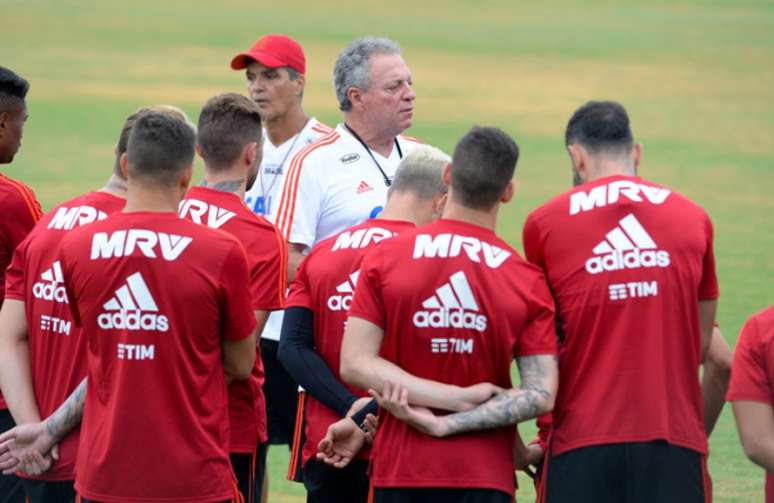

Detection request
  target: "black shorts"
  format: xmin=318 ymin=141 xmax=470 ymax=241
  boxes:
xmin=0 ymin=409 xmax=25 ymax=503
xmin=22 ymin=479 xmax=75 ymax=503
xmin=261 ymin=338 xmax=300 ymax=445
xmin=373 ymin=488 xmax=512 ymax=503
xmin=303 ymin=459 xmax=370 ymax=503
xmin=231 ymin=442 xmax=269 ymax=503
xmin=545 ymin=441 xmax=710 ymax=503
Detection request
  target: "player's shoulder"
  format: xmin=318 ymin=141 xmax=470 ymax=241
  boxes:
xmin=308 ymin=118 xmax=334 ymax=138
xmin=746 ymin=305 xmax=774 ymax=335
xmin=398 ymin=133 xmax=424 ymax=146
xmin=0 ymin=172 xmax=41 ymax=218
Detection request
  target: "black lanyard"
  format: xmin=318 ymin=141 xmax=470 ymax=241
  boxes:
xmin=344 ymin=123 xmax=402 ymax=187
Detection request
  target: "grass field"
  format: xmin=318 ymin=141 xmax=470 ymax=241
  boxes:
xmin=3 ymin=0 xmax=774 ymax=501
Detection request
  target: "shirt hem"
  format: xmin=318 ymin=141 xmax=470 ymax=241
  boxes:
xmin=552 ymin=435 xmax=707 ymax=456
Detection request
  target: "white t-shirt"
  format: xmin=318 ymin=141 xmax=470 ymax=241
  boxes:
xmin=244 ymin=117 xmax=332 ymax=342
xmin=275 ymin=123 xmax=422 ymax=248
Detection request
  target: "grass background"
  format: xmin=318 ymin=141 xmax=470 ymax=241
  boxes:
xmin=3 ymin=0 xmax=773 ymax=500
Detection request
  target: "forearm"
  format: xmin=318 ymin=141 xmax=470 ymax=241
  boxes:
xmin=702 ymin=363 xmax=730 ymax=436
xmin=44 ymin=378 xmax=86 ymax=442
xmin=287 ymin=244 xmax=306 ymax=282
xmin=0 ymin=333 xmax=40 ymax=424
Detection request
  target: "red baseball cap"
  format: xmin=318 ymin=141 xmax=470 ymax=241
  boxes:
xmin=230 ymin=34 xmax=306 ymax=74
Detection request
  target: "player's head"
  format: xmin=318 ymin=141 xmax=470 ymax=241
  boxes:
xmin=565 ymin=100 xmax=641 ymax=186
xmin=231 ymin=34 xmax=306 ymax=123
xmin=123 ymin=111 xmax=196 ymax=196
xmin=386 ymin=145 xmax=449 ymax=224
xmin=0 ymin=66 xmax=30 ymax=164
xmin=447 ymin=126 xmax=519 ymax=211
xmin=115 ymin=105 xmax=192 ymax=179
xmin=334 ymin=36 xmax=414 ymax=136
xmin=197 ymin=93 xmax=263 ymax=191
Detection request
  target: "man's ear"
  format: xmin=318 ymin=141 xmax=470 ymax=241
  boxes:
xmin=500 ymin=180 xmax=514 ymax=204
xmin=347 ymin=87 xmax=363 ymax=110
xmin=567 ymin=143 xmax=589 ymax=183
xmin=632 ymin=143 xmax=642 ymax=172
xmin=195 ymin=143 xmax=205 ymax=159
xmin=245 ymin=141 xmax=258 ymax=166
xmin=293 ymin=73 xmax=306 ymax=98
xmin=119 ymin=153 xmax=129 ymax=179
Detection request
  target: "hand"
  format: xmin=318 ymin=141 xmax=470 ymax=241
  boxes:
xmin=513 ymin=442 xmax=544 ymax=471
xmin=455 ymin=382 xmax=504 ymax=411
xmin=363 ymin=413 xmax=378 ymax=445
xmin=345 ymin=396 xmax=373 ymax=418
xmin=369 ymin=381 xmax=450 ymax=437
xmin=316 ymin=417 xmax=367 ymax=469
xmin=0 ymin=422 xmax=59 ymax=475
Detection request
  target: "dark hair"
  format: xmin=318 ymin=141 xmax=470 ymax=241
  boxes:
xmin=197 ymin=93 xmax=262 ymax=170
xmin=565 ymin=101 xmax=633 ymax=153
xmin=115 ymin=105 xmax=191 ymax=175
xmin=0 ymin=66 xmax=29 ymax=113
xmin=126 ymin=111 xmax=196 ymax=185
xmin=450 ymin=126 xmax=519 ymax=210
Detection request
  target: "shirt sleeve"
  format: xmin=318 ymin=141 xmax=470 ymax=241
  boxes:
xmin=285 ymin=255 xmax=313 ymax=309
xmin=698 ymin=212 xmax=719 ymax=300
xmin=522 ymin=213 xmax=545 ymax=269
xmin=220 ymin=242 xmax=258 ymax=342
xmin=4 ymin=238 xmax=29 ymax=301
xmin=277 ymin=153 xmax=325 ymax=249
xmin=347 ymin=248 xmax=386 ymax=329
xmin=727 ymin=316 xmax=772 ymax=404
xmin=0 ymin=181 xmax=42 ymax=250
xmin=514 ymin=273 xmax=558 ymax=357
xmin=248 ymin=226 xmax=287 ymax=311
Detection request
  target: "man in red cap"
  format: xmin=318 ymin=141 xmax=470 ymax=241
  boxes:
xmin=230 ymin=34 xmax=332 ymax=500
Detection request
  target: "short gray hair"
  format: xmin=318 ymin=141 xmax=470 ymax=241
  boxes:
xmin=333 ymin=36 xmax=401 ymax=112
xmin=389 ymin=145 xmax=449 ymax=200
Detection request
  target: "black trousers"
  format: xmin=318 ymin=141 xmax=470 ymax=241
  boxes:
xmin=231 ymin=442 xmax=268 ymax=503
xmin=22 ymin=479 xmax=75 ymax=503
xmin=546 ymin=441 xmax=708 ymax=503
xmin=373 ymin=487 xmax=512 ymax=503
xmin=0 ymin=409 xmax=25 ymax=503
xmin=303 ymin=459 xmax=370 ymax=503
xmin=261 ymin=338 xmax=300 ymax=445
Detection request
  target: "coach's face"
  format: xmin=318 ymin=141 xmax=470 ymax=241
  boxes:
xmin=360 ymin=53 xmax=415 ymax=136
xmin=246 ymin=61 xmax=304 ymax=124
xmin=0 ymin=104 xmax=27 ymax=164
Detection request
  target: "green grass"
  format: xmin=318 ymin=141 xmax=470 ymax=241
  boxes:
xmin=3 ymin=0 xmax=773 ymax=500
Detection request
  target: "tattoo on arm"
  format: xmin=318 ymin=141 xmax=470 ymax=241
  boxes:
xmin=200 ymin=179 xmax=244 ymax=193
xmin=45 ymin=379 xmax=87 ymax=440
xmin=444 ymin=355 xmax=555 ymax=434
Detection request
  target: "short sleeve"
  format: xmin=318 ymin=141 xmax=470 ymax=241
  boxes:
xmin=514 ymin=273 xmax=557 ymax=357
xmin=698 ymin=213 xmax=719 ymax=300
xmin=347 ymin=248 xmax=386 ymax=329
xmin=248 ymin=227 xmax=287 ymax=311
xmin=727 ymin=316 xmax=772 ymax=404
xmin=522 ymin=213 xmax=544 ymax=269
xmin=277 ymin=154 xmax=325 ymax=249
xmin=285 ymin=254 xmax=313 ymax=310
xmin=4 ymin=238 xmax=29 ymax=300
xmin=220 ymin=242 xmax=258 ymax=341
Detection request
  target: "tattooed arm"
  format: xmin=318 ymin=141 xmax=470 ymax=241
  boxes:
xmin=372 ymin=354 xmax=558 ymax=437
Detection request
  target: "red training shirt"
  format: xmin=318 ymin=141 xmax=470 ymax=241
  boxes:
xmin=4 ymin=191 xmax=124 ymax=480
xmin=180 ymin=186 xmax=286 ymax=451
xmin=522 ymin=174 xmax=718 ymax=456
xmin=0 ymin=172 xmax=42 ymax=410
xmin=349 ymin=218 xmax=557 ymax=496
xmin=286 ymin=218 xmax=415 ymax=466
xmin=727 ymin=306 xmax=774 ymax=503
xmin=60 ymin=211 xmax=256 ymax=502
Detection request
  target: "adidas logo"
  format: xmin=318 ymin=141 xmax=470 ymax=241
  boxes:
xmin=97 ymin=272 xmax=169 ymax=331
xmin=585 ymin=214 xmax=671 ymax=275
xmin=32 ymin=261 xmax=68 ymax=304
xmin=327 ymin=271 xmax=360 ymax=311
xmin=412 ymin=271 xmax=487 ymax=332
xmin=356 ymin=181 xmax=373 ymax=194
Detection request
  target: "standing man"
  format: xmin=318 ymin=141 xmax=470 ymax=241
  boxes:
xmin=0 ymin=65 xmax=42 ymax=503
xmin=0 ymin=105 xmax=188 ymax=502
xmin=339 ymin=127 xmax=558 ymax=503
xmin=0 ymin=111 xmax=257 ymax=502
xmin=277 ymin=146 xmax=449 ymax=503
xmin=231 ymin=34 xmax=332 ymax=455
xmin=180 ymin=93 xmax=286 ymax=503
xmin=727 ymin=305 xmax=774 ymax=502
xmin=522 ymin=101 xmax=718 ymax=502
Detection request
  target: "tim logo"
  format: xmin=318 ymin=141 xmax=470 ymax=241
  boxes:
xmin=431 ymin=338 xmax=474 ymax=354
xmin=609 ymin=281 xmax=658 ymax=300
xmin=179 ymin=199 xmax=237 ymax=229
xmin=585 ymin=214 xmax=670 ymax=275
xmin=327 ymin=271 xmax=359 ymax=311
xmin=40 ymin=315 xmax=71 ymax=335
xmin=413 ymin=234 xmax=511 ymax=269
xmin=117 ymin=344 xmax=155 ymax=360
xmin=91 ymin=230 xmax=191 ymax=261
xmin=332 ymin=227 xmax=396 ymax=251
xmin=570 ymin=180 xmax=671 ymax=215
xmin=413 ymin=271 xmax=487 ymax=333
xmin=32 ymin=262 xmax=68 ymax=304
xmin=47 ymin=205 xmax=108 ymax=231
xmin=98 ymin=272 xmax=169 ymax=331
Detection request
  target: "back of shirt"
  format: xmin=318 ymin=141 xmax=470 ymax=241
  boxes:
xmin=0 ymin=173 xmax=42 ymax=410
xmin=287 ymin=218 xmax=415 ymax=466
xmin=727 ymin=306 xmax=774 ymax=503
xmin=4 ymin=191 xmax=124 ymax=480
xmin=180 ymin=186 xmax=286 ymax=452
xmin=348 ymin=218 xmax=557 ymax=496
xmin=523 ymin=175 xmax=718 ymax=456
xmin=60 ymin=212 xmax=256 ymax=503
